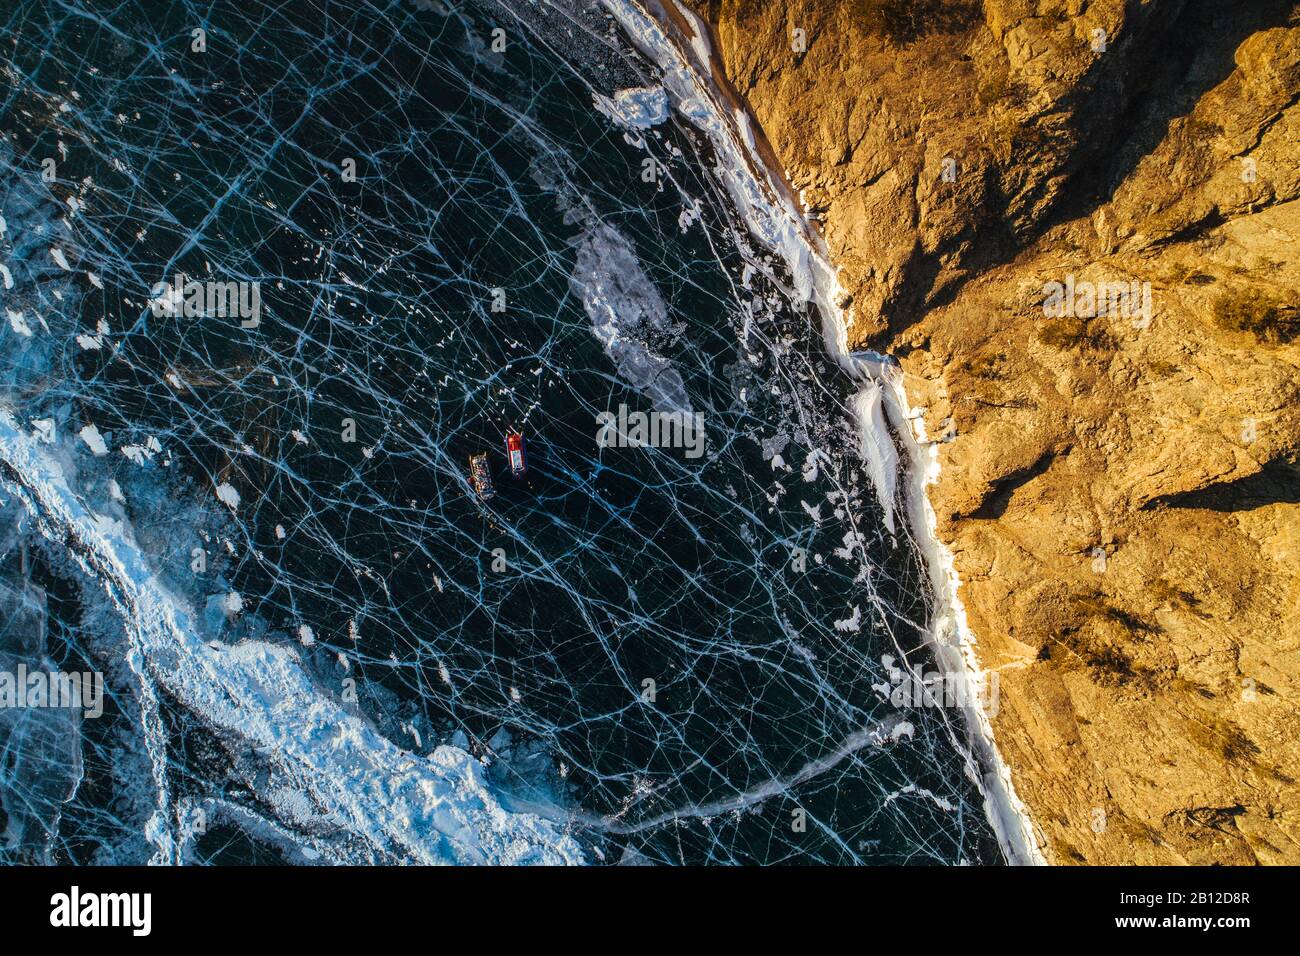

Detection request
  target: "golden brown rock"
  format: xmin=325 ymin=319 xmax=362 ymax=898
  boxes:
xmin=694 ymin=0 xmax=1300 ymax=863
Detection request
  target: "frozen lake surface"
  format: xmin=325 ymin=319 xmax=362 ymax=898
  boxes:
xmin=0 ymin=0 xmax=1002 ymax=865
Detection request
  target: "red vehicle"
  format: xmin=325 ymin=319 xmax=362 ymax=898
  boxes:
xmin=505 ymin=431 xmax=527 ymax=478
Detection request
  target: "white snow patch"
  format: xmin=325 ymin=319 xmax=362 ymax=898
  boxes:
xmin=7 ymin=309 xmax=33 ymax=337
xmin=833 ymin=605 xmax=862 ymax=634
xmin=78 ymin=423 xmax=108 ymax=456
xmin=571 ymin=223 xmax=691 ymax=415
xmin=883 ymin=783 xmax=957 ymax=812
xmin=214 ymin=482 xmax=240 ymax=511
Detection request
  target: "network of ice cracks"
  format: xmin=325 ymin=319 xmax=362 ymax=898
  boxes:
xmin=0 ymin=0 xmax=1001 ymax=864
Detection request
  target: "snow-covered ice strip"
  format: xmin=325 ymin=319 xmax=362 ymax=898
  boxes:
xmin=0 ymin=410 xmax=586 ymax=866
xmin=866 ymin=359 xmax=1045 ymax=866
xmin=603 ymin=0 xmax=1044 ymax=865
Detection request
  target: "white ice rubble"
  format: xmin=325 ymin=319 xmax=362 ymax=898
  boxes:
xmin=592 ymin=85 xmax=670 ymax=129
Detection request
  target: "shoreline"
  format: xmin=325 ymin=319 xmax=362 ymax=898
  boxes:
xmin=875 ymin=361 xmax=1045 ymax=865
xmin=603 ymin=0 xmax=1044 ymax=864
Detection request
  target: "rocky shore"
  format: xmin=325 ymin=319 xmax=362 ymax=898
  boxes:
xmin=690 ymin=0 xmax=1300 ymax=864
